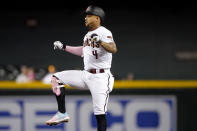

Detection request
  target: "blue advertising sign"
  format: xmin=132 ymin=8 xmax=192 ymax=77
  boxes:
xmin=0 ymin=95 xmax=176 ymax=131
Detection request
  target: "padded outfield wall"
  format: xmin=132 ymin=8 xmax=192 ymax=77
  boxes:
xmin=0 ymin=80 xmax=197 ymax=131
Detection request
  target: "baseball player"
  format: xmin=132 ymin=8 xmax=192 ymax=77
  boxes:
xmin=46 ymin=5 xmax=117 ymax=131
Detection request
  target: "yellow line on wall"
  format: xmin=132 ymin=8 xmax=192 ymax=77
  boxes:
xmin=0 ymin=80 xmax=197 ymax=89
xmin=114 ymin=80 xmax=197 ymax=88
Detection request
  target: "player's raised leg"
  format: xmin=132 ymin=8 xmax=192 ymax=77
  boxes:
xmin=46 ymin=70 xmax=86 ymax=126
xmin=46 ymin=76 xmax=70 ymax=126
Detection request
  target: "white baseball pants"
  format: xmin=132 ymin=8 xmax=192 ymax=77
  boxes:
xmin=53 ymin=70 xmax=114 ymax=115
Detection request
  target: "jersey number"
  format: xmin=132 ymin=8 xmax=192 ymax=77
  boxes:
xmin=92 ymin=50 xmax=98 ymax=59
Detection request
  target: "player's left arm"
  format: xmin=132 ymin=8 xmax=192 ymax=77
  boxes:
xmin=91 ymin=32 xmax=117 ymax=54
xmin=100 ymin=41 xmax=117 ymax=54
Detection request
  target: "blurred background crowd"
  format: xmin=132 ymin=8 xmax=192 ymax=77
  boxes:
xmin=0 ymin=0 xmax=196 ymax=82
xmin=0 ymin=64 xmax=57 ymax=83
xmin=0 ymin=64 xmax=135 ymax=83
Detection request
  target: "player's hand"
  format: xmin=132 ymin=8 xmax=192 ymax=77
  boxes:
xmin=90 ymin=33 xmax=101 ymax=43
xmin=53 ymin=41 xmax=65 ymax=50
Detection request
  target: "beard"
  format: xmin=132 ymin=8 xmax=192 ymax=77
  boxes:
xmin=86 ymin=25 xmax=92 ymax=30
xmin=85 ymin=21 xmax=94 ymax=30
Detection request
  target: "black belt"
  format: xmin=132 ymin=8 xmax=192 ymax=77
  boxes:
xmin=89 ymin=69 xmax=105 ymax=74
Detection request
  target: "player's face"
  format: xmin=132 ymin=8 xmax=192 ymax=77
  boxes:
xmin=85 ymin=15 xmax=98 ymax=28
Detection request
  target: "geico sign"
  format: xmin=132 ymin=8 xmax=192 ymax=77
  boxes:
xmin=0 ymin=95 xmax=176 ymax=131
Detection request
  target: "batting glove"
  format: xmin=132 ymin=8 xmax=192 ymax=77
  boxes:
xmin=90 ymin=33 xmax=101 ymax=44
xmin=53 ymin=41 xmax=66 ymax=50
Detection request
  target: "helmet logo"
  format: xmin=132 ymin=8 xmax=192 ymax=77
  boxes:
xmin=86 ymin=6 xmax=90 ymax=12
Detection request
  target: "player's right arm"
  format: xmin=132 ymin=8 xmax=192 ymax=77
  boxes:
xmin=53 ymin=41 xmax=83 ymax=57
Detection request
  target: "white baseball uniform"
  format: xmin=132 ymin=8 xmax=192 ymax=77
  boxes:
xmin=54 ymin=26 xmax=115 ymax=115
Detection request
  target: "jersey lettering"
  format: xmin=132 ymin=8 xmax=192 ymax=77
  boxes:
xmin=83 ymin=38 xmax=100 ymax=48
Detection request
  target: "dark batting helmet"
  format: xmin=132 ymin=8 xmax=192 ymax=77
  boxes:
xmin=85 ymin=5 xmax=105 ymax=22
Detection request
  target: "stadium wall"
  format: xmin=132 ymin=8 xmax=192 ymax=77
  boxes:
xmin=0 ymin=81 xmax=197 ymax=131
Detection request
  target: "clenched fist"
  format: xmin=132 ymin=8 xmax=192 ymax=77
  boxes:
xmin=53 ymin=41 xmax=66 ymax=50
xmin=90 ymin=33 xmax=101 ymax=43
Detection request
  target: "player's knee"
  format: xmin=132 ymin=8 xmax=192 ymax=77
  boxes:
xmin=94 ymin=106 xmax=106 ymax=115
xmin=51 ymin=75 xmax=64 ymax=85
xmin=51 ymin=75 xmax=64 ymax=94
xmin=51 ymin=76 xmax=58 ymax=87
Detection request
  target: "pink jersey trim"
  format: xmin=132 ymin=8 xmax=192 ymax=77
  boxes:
xmin=65 ymin=45 xmax=83 ymax=57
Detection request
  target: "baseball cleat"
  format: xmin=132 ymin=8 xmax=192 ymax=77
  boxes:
xmin=46 ymin=112 xmax=70 ymax=126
